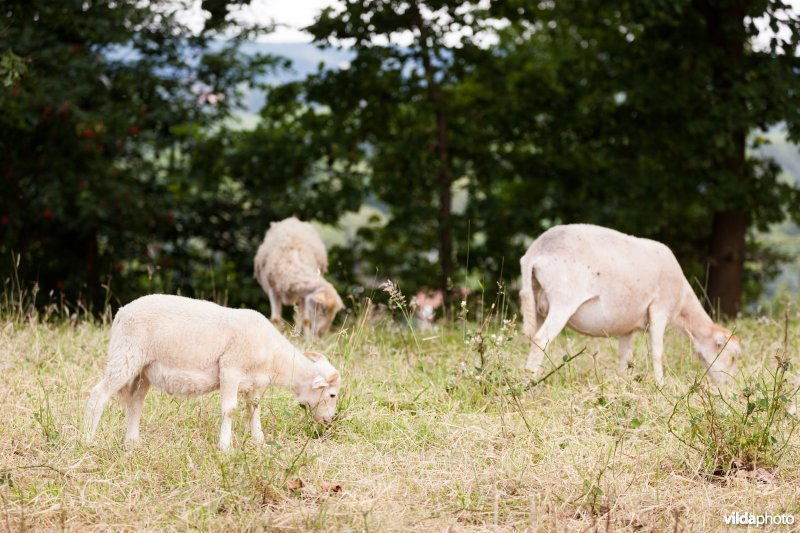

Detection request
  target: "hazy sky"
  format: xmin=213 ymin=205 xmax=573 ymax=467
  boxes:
xmin=178 ymin=0 xmax=337 ymax=42
xmin=235 ymin=0 xmax=336 ymax=42
xmin=179 ymin=0 xmax=798 ymax=50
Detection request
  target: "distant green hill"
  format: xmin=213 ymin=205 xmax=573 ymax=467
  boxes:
xmin=754 ymin=128 xmax=800 ymax=302
xmin=758 ymin=128 xmax=800 ymax=184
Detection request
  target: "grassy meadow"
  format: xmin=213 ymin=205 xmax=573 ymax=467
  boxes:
xmin=1 ymin=294 xmax=799 ymax=531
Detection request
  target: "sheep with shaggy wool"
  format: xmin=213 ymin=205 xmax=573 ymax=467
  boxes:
xmin=83 ymin=294 xmax=341 ymax=450
xmin=254 ymin=217 xmax=343 ymax=339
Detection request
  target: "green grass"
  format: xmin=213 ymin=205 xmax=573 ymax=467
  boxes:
xmin=1 ymin=300 xmax=800 ymax=530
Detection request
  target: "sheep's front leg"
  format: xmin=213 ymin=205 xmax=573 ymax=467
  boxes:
xmin=618 ymin=333 xmax=634 ymax=373
xmin=247 ymin=394 xmax=264 ymax=444
xmin=218 ymin=375 xmax=240 ymax=451
xmin=648 ymin=316 xmax=668 ymax=387
xmin=297 ymin=301 xmax=315 ymax=341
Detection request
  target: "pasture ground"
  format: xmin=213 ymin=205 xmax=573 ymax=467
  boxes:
xmin=1 ymin=299 xmax=799 ymax=531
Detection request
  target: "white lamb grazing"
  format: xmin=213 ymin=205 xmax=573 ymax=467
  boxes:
xmin=254 ymin=217 xmax=344 ymax=339
xmin=519 ymin=224 xmax=740 ymax=385
xmin=83 ymin=294 xmax=342 ymax=450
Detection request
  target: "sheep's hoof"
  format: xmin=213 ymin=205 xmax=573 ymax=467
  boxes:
xmin=617 ymin=363 xmax=633 ymax=375
xmin=524 ymin=362 xmax=544 ymax=377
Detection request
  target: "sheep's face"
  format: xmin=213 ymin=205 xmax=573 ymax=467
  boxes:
xmin=304 ymin=285 xmax=344 ymax=337
xmin=695 ymin=326 xmax=740 ymax=383
xmin=294 ymin=354 xmax=341 ymax=424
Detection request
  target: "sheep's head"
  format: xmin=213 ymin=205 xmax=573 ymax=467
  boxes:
xmin=293 ymin=351 xmax=341 ymax=424
xmin=413 ymin=288 xmax=443 ymax=326
xmin=695 ymin=325 xmax=740 ymax=383
xmin=303 ymin=283 xmax=344 ymax=337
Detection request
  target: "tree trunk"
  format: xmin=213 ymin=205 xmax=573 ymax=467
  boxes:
xmin=434 ymin=104 xmax=453 ymax=303
xmin=707 ymin=210 xmax=747 ymax=317
xmin=698 ymin=0 xmax=749 ymax=317
xmin=411 ymin=4 xmax=453 ymax=309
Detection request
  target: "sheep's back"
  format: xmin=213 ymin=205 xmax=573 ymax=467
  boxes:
xmin=261 ymin=217 xmax=328 ymax=272
xmin=528 ymin=224 xmax=686 ymax=334
xmin=111 ymin=295 xmax=259 ymax=371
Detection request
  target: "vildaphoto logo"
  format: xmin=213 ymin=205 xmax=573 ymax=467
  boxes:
xmin=724 ymin=512 xmax=795 ymax=527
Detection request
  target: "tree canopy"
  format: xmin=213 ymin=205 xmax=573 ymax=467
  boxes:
xmin=2 ymin=0 xmax=799 ymax=315
xmin=0 ymin=0 xmax=276 ymax=308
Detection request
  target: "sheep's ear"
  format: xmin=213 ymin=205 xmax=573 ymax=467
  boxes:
xmin=327 ymin=371 xmax=340 ymax=384
xmin=304 ymin=351 xmax=325 ymax=362
xmin=714 ymin=330 xmax=729 ymax=346
xmin=312 ymin=375 xmax=329 ymax=389
xmin=313 ymin=289 xmax=327 ymax=305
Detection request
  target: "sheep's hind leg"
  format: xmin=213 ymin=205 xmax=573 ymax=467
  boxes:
xmin=247 ymin=393 xmax=264 ymax=444
xmin=124 ymin=375 xmax=150 ymax=446
xmin=84 ymin=380 xmax=112 ymax=442
xmin=618 ymin=333 xmax=635 ymax=374
xmin=218 ymin=374 xmax=240 ymax=451
xmin=84 ymin=369 xmax=139 ymax=443
xmin=527 ymin=299 xmax=586 ymax=376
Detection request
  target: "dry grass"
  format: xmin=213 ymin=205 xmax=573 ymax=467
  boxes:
xmin=1 ymin=300 xmax=799 ymax=531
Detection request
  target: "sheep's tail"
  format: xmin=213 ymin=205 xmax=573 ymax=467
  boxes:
xmin=253 ymin=255 xmax=262 ymax=280
xmin=105 ymin=320 xmax=146 ymax=386
xmin=519 ymin=250 xmax=538 ymax=339
xmin=253 ymin=243 xmax=267 ymax=282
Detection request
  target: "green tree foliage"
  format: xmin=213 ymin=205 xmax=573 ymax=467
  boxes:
xmin=293 ymin=0 xmax=503 ymax=303
xmin=181 ymin=82 xmax=366 ymax=306
xmin=0 ymin=49 xmax=27 ymax=87
xmin=252 ymin=0 xmax=800 ymax=313
xmin=0 ymin=0 xmax=276 ymax=308
xmin=3 ymin=0 xmax=800 ymax=315
xmin=483 ymin=0 xmax=800 ymax=315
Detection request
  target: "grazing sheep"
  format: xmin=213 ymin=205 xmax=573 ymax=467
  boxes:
xmin=519 ymin=224 xmax=740 ymax=385
xmin=254 ymin=217 xmax=344 ymax=339
xmin=413 ymin=288 xmax=443 ymax=330
xmin=83 ymin=294 xmax=341 ymax=450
